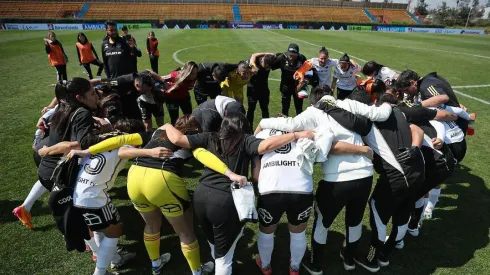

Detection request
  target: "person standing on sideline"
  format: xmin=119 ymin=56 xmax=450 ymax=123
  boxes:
xmin=271 ymin=43 xmax=307 ymax=116
xmin=121 ymin=25 xmax=142 ymax=73
xmin=146 ymin=31 xmax=160 ymax=73
xmin=102 ymin=22 xmax=140 ymax=78
xmin=76 ymin=32 xmax=104 ymax=79
xmin=44 ymin=31 xmax=68 ymax=81
xmin=331 ymin=53 xmax=361 ymax=100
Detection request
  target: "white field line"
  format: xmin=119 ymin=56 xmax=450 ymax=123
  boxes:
xmin=264 ymin=30 xmax=490 ymax=105
xmin=171 ymin=31 xmax=490 ymax=105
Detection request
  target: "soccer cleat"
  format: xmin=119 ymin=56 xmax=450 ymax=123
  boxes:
xmin=255 ymin=255 xmax=272 ymax=275
xmin=151 ymin=253 xmax=171 ymax=275
xmin=12 ymin=205 xmax=33 ymax=230
xmin=423 ymin=206 xmax=433 ymax=220
xmin=301 ymin=256 xmax=323 ymax=275
xmin=354 ymin=246 xmax=380 ymax=273
xmin=385 ymin=236 xmax=404 ymax=250
xmin=201 ymin=261 xmax=215 ymax=275
xmin=111 ymin=250 xmax=136 ymax=269
xmin=408 ymin=227 xmax=419 ymax=237
xmin=377 ymin=252 xmax=390 ymax=268
xmin=339 ymin=248 xmax=356 ymax=271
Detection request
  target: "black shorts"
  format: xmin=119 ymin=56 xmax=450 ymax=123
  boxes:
xmin=447 ymin=139 xmax=467 ymax=164
xmin=138 ymin=99 xmax=164 ymax=120
xmin=257 ymin=193 xmax=314 ymax=226
xmin=336 ymin=87 xmax=353 ymax=100
xmin=76 ymin=201 xmax=121 ymax=231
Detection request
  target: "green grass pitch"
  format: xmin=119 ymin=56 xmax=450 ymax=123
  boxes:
xmin=1 ymin=29 xmax=490 ymax=275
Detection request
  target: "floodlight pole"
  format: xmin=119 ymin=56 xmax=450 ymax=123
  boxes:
xmin=465 ymin=6 xmax=474 ymax=28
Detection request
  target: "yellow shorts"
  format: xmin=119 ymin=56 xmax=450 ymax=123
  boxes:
xmin=127 ymin=165 xmax=190 ymax=217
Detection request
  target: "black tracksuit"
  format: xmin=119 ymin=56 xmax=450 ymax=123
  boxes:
xmin=271 ymin=53 xmax=307 ymax=116
xmin=101 ymin=36 xmax=140 ymax=78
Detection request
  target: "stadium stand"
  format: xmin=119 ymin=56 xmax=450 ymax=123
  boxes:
xmin=0 ymin=1 xmax=83 ymax=19
xmin=83 ymin=3 xmax=233 ymax=20
xmin=369 ymin=9 xmax=416 ymax=24
xmin=240 ymin=5 xmax=371 ymax=23
xmin=0 ymin=0 xmax=415 ymax=25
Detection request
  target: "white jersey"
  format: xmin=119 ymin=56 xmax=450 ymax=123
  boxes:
xmin=256 ymin=129 xmax=313 ymax=195
xmin=309 ymin=58 xmax=339 ymax=87
xmin=73 ymin=149 xmax=127 ymax=208
xmin=442 ymin=121 xmax=464 ymax=144
xmin=437 ymin=106 xmax=465 ymax=144
xmin=375 ymin=66 xmax=398 ymax=86
xmin=333 ymin=63 xmax=361 ymax=90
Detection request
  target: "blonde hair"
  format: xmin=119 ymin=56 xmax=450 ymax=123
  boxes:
xmin=172 ymin=61 xmax=198 ymax=88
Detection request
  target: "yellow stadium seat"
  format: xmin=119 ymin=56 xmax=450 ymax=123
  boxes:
xmin=369 ymin=9 xmax=415 ymax=24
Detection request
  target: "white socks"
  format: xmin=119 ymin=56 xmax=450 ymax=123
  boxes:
xmin=23 ymin=180 xmax=48 ymax=212
xmin=290 ymin=231 xmax=306 ymax=269
xmin=94 ymin=237 xmax=118 ymax=275
xmin=85 ymin=237 xmax=99 ymax=255
xmin=427 ymin=188 xmax=441 ymax=211
xmin=257 ymin=232 xmax=274 ymax=267
xmin=152 ymin=257 xmax=162 ymax=268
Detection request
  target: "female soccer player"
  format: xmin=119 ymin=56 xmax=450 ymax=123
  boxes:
xmin=81 ymin=115 xmax=246 ymax=275
xmin=163 ymin=61 xmax=198 ymax=125
xmin=332 ymin=53 xmax=361 ymax=100
xmin=294 ymin=47 xmax=337 ymax=91
xmin=37 ymin=77 xmax=103 ymax=193
xmin=45 ymin=31 xmax=68 ymax=81
xmin=76 ymin=32 xmax=104 ymax=79
xmin=146 ymin=31 xmax=160 ymax=73
xmin=163 ymin=114 xmax=314 ymax=275
xmin=219 ymin=61 xmax=253 ymax=103
xmin=362 ymin=61 xmax=399 ymax=86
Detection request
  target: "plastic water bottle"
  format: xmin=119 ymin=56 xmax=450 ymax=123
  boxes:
xmin=33 ymin=129 xmax=44 ymax=147
xmin=467 ymin=120 xmax=475 ymax=136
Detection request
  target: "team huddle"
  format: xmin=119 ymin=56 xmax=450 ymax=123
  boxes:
xmin=13 ymin=22 xmax=477 ymax=275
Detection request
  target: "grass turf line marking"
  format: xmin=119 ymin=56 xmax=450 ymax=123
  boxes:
xmin=264 ymin=30 xmax=490 ymax=106
xmin=453 ymin=84 xmax=490 ymax=89
xmin=172 ymin=39 xmax=292 ymax=65
xmin=395 ymin=46 xmax=490 ymax=60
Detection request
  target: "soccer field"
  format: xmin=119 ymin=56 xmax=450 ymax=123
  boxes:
xmin=1 ymin=29 xmax=490 ymax=275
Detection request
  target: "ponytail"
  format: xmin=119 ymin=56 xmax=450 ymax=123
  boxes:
xmin=319 ymin=47 xmax=329 ymax=55
xmin=339 ymin=53 xmax=350 ymax=63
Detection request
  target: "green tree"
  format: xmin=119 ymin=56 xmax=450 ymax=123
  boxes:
xmin=415 ymin=0 xmax=429 ymax=16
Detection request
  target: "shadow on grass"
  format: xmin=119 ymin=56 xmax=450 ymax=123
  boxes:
xmin=0 ymin=199 xmax=52 ymax=225
xmin=100 ymin=164 xmax=488 ymax=274
xmin=376 ymin=164 xmax=490 ymax=275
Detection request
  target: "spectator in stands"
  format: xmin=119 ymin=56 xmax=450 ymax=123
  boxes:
xmin=101 ymin=21 xmax=141 ymax=78
xmin=146 ymin=31 xmax=159 ymax=73
xmin=44 ymin=31 xmax=68 ymax=82
xmin=121 ymin=25 xmax=142 ymax=73
xmin=76 ymin=32 xmax=104 ymax=80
